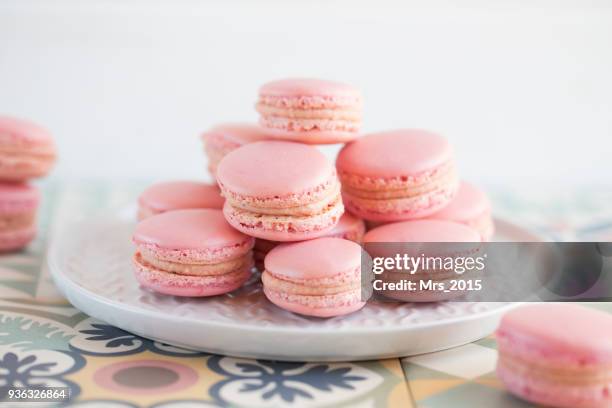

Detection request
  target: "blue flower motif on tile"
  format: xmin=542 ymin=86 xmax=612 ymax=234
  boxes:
xmin=0 ymin=344 xmax=84 ymax=401
xmin=208 ymin=356 xmax=381 ymax=407
xmin=70 ymin=318 xmax=204 ymax=357
xmin=80 ymin=324 xmax=137 ymax=348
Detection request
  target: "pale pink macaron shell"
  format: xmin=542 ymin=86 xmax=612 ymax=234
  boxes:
xmin=497 ymin=303 xmax=612 ymax=365
xmin=496 ymin=304 xmax=612 ymax=407
xmin=364 ymin=219 xmax=481 ymax=243
xmin=266 ymin=237 xmax=361 ymax=280
xmin=0 ymin=116 xmax=55 ymax=147
xmin=0 ymin=183 xmax=40 ymax=251
xmin=217 ymin=140 xmax=335 ymax=198
xmin=0 ymin=183 xmax=41 ymax=213
xmin=0 ymin=115 xmax=56 ymax=180
xmin=137 ymin=181 xmax=224 ymax=220
xmin=263 ymin=237 xmax=365 ymax=317
xmin=259 ymin=78 xmax=362 ymax=100
xmin=336 ymin=129 xmax=453 ymax=178
xmin=257 ymin=78 xmax=362 ymax=144
xmin=201 ymin=123 xmax=273 ymax=175
xmin=133 ymin=209 xmax=254 ymax=264
xmin=337 ymin=129 xmax=458 ymax=221
xmin=0 ymin=227 xmax=37 ymax=252
xmin=217 ymin=141 xmax=343 ymax=241
xmin=201 ymin=123 xmax=272 ymax=148
xmin=363 ymin=220 xmax=481 ymax=302
xmin=133 ymin=258 xmax=251 ymax=297
xmin=427 ymin=181 xmax=494 ymax=241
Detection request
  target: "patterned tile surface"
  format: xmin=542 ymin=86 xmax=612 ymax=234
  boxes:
xmin=1 ymin=182 xmax=611 ymax=407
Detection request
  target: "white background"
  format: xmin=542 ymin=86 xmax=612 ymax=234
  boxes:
xmin=1 ymin=0 xmax=611 ymax=188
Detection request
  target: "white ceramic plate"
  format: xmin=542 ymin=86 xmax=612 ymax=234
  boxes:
xmin=48 ymin=217 xmax=539 ymax=362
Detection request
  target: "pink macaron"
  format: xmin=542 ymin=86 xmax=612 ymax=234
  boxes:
xmin=137 ymin=180 xmax=224 ymax=220
xmin=0 ymin=115 xmax=56 ymax=181
xmin=255 ymin=78 xmax=363 ymax=144
xmin=496 ymin=304 xmax=612 ymax=408
xmin=336 ymin=129 xmax=459 ymax=222
xmin=363 ymin=219 xmax=481 ymax=302
xmin=262 ymin=237 xmax=366 ymax=317
xmin=201 ymin=123 xmax=271 ymax=177
xmin=0 ymin=183 xmax=40 ymax=252
xmin=427 ymin=181 xmax=495 ymax=241
xmin=253 ymin=212 xmax=366 ymax=271
xmin=216 ymin=141 xmax=344 ymax=241
xmin=132 ymin=209 xmax=254 ymax=297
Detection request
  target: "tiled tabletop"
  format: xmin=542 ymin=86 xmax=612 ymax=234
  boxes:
xmin=1 ymin=182 xmax=611 ymax=407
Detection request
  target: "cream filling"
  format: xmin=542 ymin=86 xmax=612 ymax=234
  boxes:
xmin=263 ymin=265 xmax=361 ymax=291
xmin=226 ymin=183 xmax=341 ymax=217
xmin=343 ymin=167 xmax=457 ymax=200
xmin=226 ymin=198 xmax=344 ymax=233
xmin=256 ymin=103 xmax=361 ymax=121
xmin=138 ymin=250 xmax=252 ymax=276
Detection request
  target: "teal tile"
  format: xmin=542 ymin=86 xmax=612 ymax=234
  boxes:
xmin=402 ymin=361 xmax=462 ymax=381
xmin=473 ymin=337 xmax=498 ymax=350
xmin=420 ymin=382 xmax=534 ymax=408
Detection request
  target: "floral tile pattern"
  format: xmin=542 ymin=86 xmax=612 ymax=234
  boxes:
xmin=1 ymin=182 xmax=611 ymax=407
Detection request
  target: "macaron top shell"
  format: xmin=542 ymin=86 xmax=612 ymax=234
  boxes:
xmin=0 ymin=183 xmax=40 ymax=212
xmin=0 ymin=115 xmax=55 ymax=145
xmin=364 ymin=219 xmax=480 ymax=243
xmin=336 ymin=129 xmax=452 ymax=177
xmin=497 ymin=304 xmax=612 ymax=364
xmin=259 ymin=78 xmax=362 ymax=101
xmin=138 ymin=181 xmax=224 ymax=213
xmin=201 ymin=123 xmax=271 ymax=147
xmin=133 ymin=209 xmax=252 ymax=251
xmin=430 ymin=182 xmax=491 ymax=222
xmin=217 ymin=141 xmax=335 ymax=197
xmin=265 ymin=237 xmax=362 ymax=280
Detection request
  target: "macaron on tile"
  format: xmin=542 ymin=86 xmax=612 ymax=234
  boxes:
xmin=496 ymin=304 xmax=612 ymax=408
xmin=262 ymin=237 xmax=366 ymax=317
xmin=201 ymin=123 xmax=272 ymax=177
xmin=427 ymin=181 xmax=495 ymax=241
xmin=336 ymin=129 xmax=459 ymax=222
xmin=216 ymin=141 xmax=344 ymax=241
xmin=137 ymin=180 xmax=224 ymax=220
xmin=0 ymin=182 xmax=40 ymax=252
xmin=256 ymin=78 xmax=363 ymax=144
xmin=132 ymin=209 xmax=255 ymax=297
xmin=363 ymin=219 xmax=481 ymax=302
xmin=253 ymin=212 xmax=366 ymax=271
xmin=0 ymin=115 xmax=56 ymax=181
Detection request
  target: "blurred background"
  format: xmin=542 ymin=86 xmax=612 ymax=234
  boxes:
xmin=1 ymin=0 xmax=611 ymax=189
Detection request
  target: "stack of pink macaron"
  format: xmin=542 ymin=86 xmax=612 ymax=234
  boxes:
xmin=0 ymin=116 xmax=56 ymax=252
xmin=133 ymin=77 xmax=493 ymax=318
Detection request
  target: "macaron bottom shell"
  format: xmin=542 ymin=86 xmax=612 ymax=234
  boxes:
xmin=222 ymin=200 xmax=344 ymax=242
xmin=496 ymin=362 xmax=612 ymax=408
xmin=258 ymin=127 xmax=360 ymax=145
xmin=0 ymin=226 xmax=36 ymax=252
xmin=133 ymin=252 xmax=252 ymax=297
xmin=343 ymin=182 xmax=457 ymax=222
xmin=263 ymin=285 xmax=366 ymax=318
